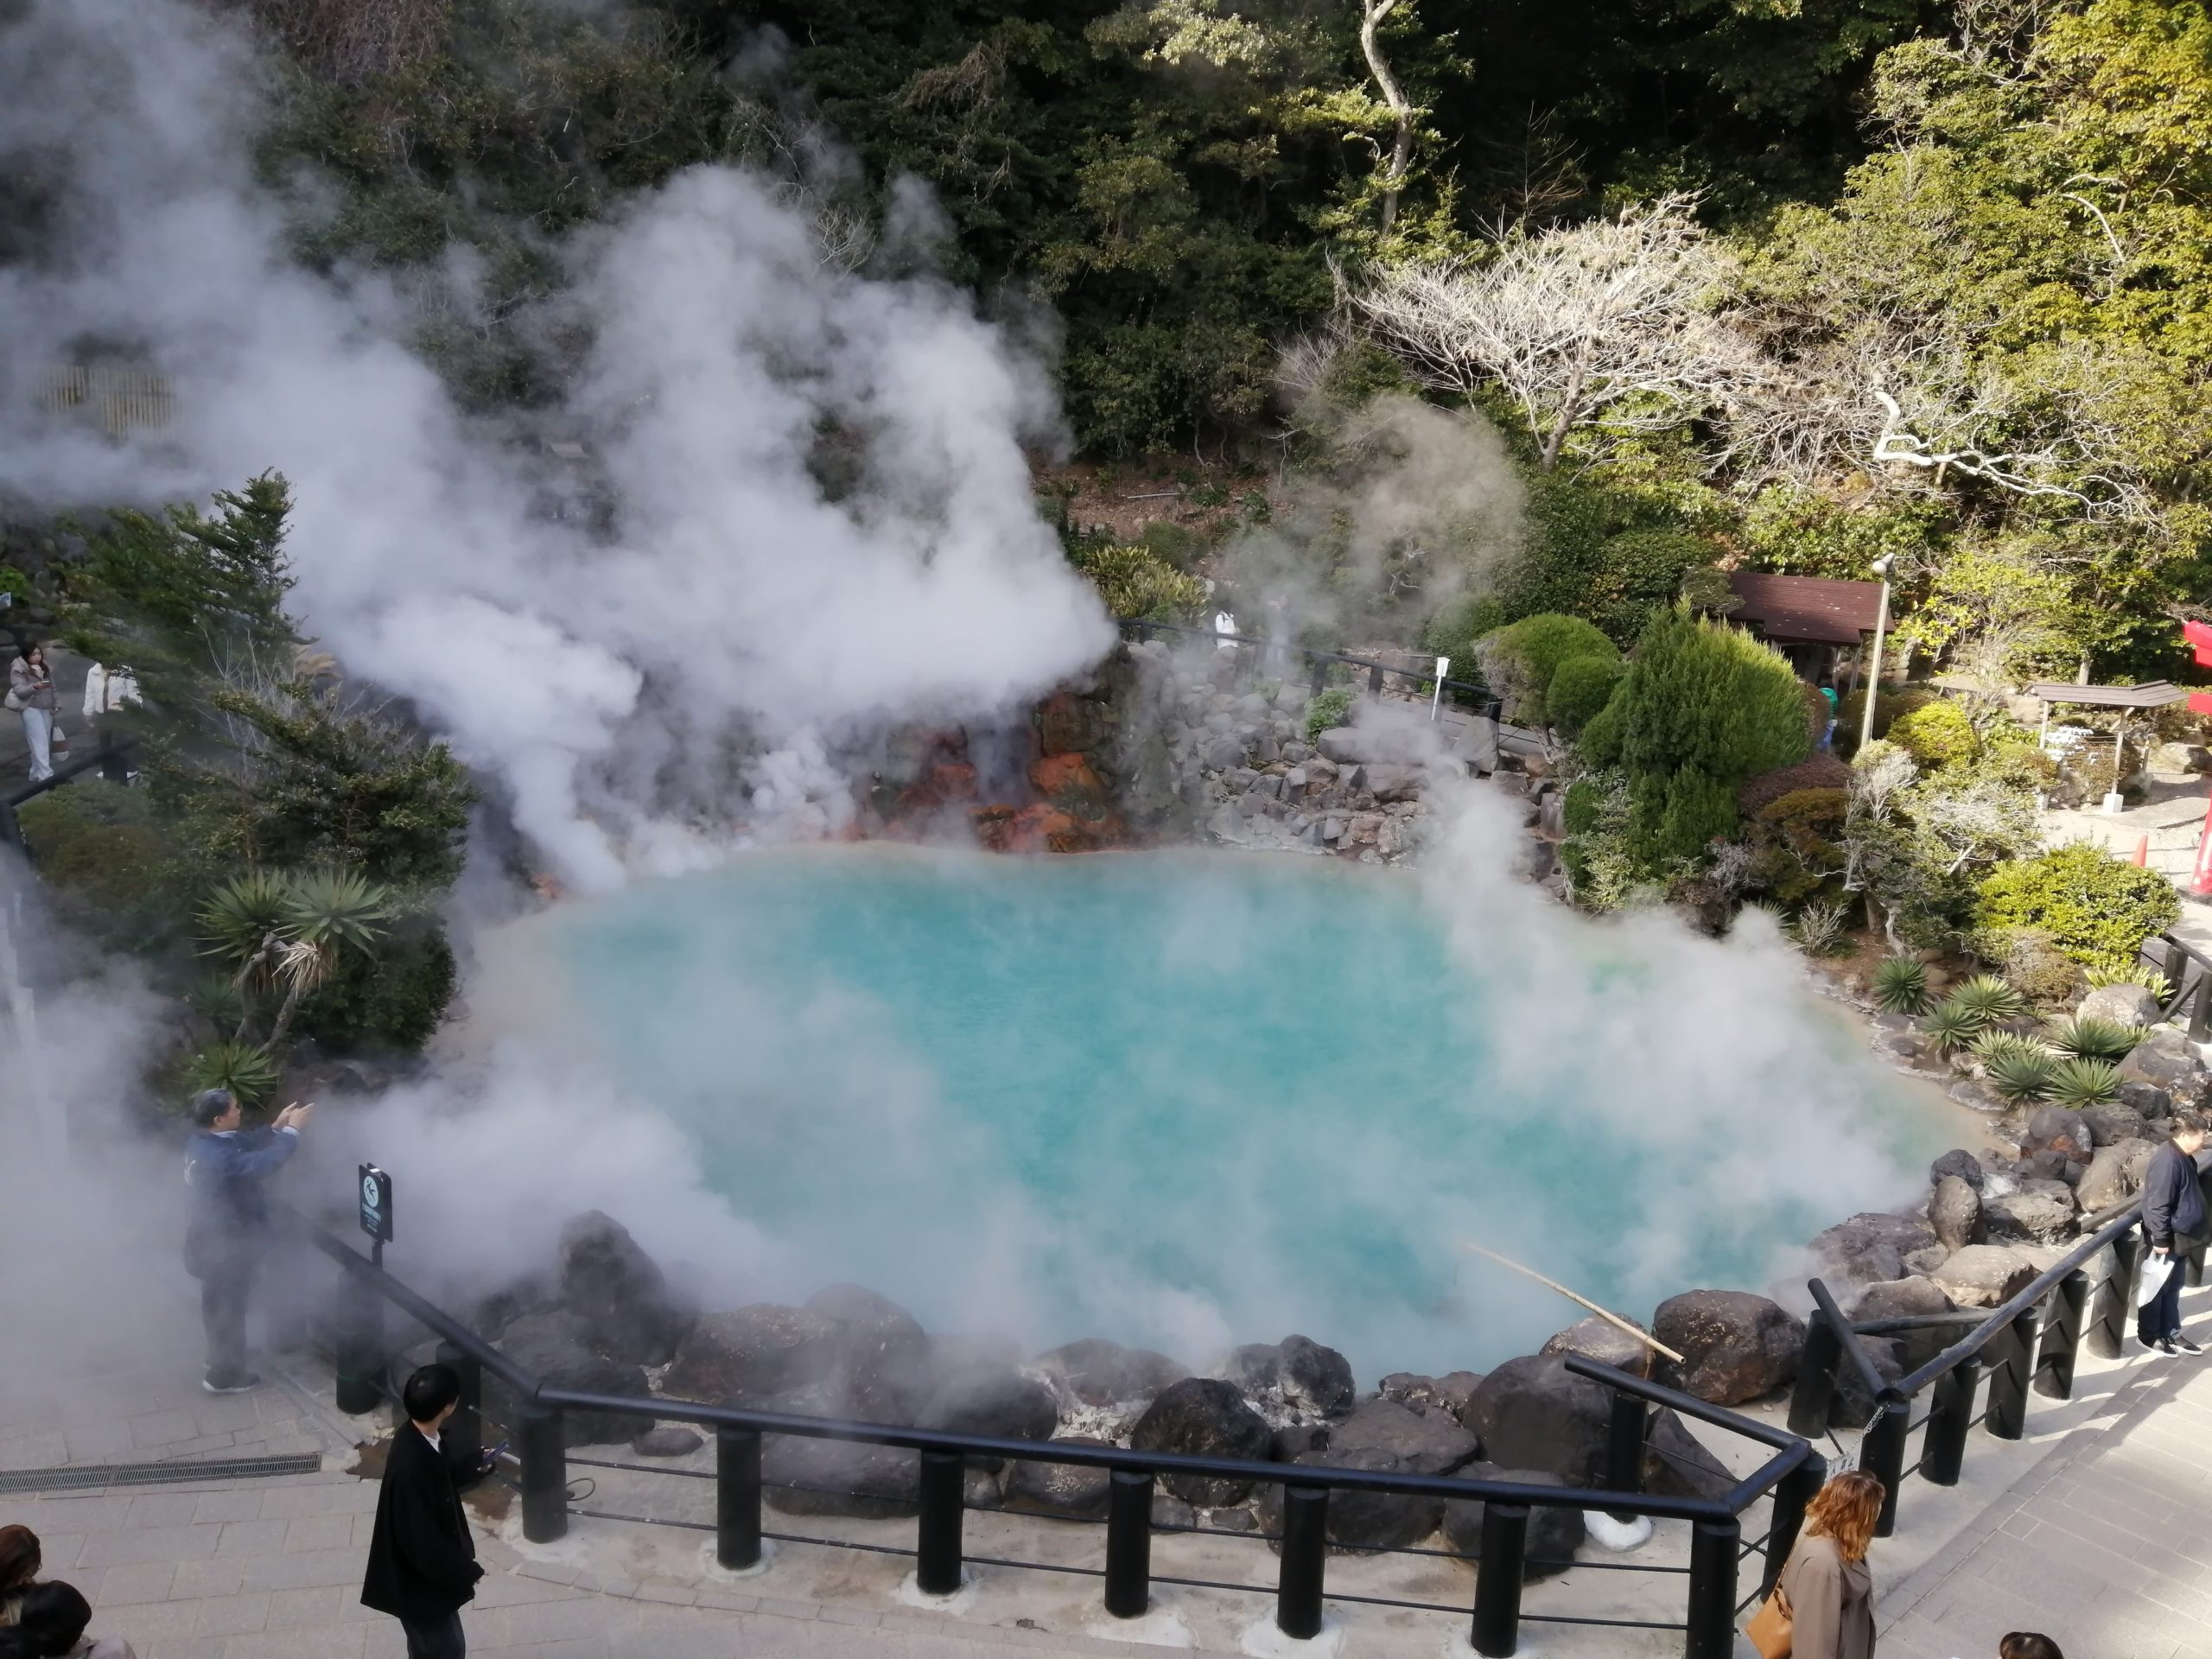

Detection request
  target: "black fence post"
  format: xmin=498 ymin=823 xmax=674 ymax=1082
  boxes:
xmin=1787 ymin=1316 xmax=1841 ymax=1439
xmin=916 ymin=1450 xmax=965 ymax=1597
xmin=1308 ymin=659 xmax=1327 ymax=698
xmin=1103 ymin=1469 xmax=1152 ymax=1619
xmin=1276 ymin=1485 xmax=1328 ymax=1641
xmin=2037 ymin=1269 xmax=2090 ymax=1400
xmin=715 ymin=1427 xmax=762 ymax=1572
xmin=1922 ymin=1356 xmax=1980 ymax=1486
xmin=1863 ymin=1398 xmax=1910 ymax=1537
xmin=332 ymin=1268 xmax=384 ymax=1416
xmin=2089 ymin=1230 xmax=2142 ymax=1359
xmin=2193 ymin=973 xmax=2212 ymax=1042
xmin=518 ymin=1405 xmax=567 ymax=1543
xmin=1763 ymin=1452 xmax=1826 ymax=1598
xmin=1470 ymin=1502 xmax=1528 ymax=1658
xmin=434 ymin=1341 xmax=480 ymax=1471
xmin=1984 ymin=1307 xmax=2038 ymax=1441
xmin=2191 ymin=1170 xmax=2212 ymax=1288
xmin=1605 ymin=1390 xmax=1647 ymax=1522
xmin=1367 ymin=662 xmax=1384 ymax=696
xmin=1685 ymin=1518 xmax=1741 ymax=1659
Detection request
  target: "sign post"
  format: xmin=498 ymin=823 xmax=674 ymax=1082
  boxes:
xmin=337 ymin=1164 xmax=393 ymax=1415
xmin=358 ymin=1163 xmax=393 ymax=1264
xmin=2184 ymin=623 xmax=2212 ymax=897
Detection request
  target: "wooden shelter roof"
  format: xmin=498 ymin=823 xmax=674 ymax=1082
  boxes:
xmin=1725 ymin=572 xmax=1885 ymax=645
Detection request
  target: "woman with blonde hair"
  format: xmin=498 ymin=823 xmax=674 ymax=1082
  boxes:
xmin=1771 ymin=1470 xmax=1883 ymax=1658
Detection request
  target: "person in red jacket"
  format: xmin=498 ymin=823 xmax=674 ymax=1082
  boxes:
xmin=361 ymin=1365 xmax=496 ymax=1658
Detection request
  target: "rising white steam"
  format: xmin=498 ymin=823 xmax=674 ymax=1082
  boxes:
xmin=0 ymin=0 xmax=1114 ymax=889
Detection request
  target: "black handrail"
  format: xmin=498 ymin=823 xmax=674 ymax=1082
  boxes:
xmin=0 ymin=734 xmax=138 ymax=850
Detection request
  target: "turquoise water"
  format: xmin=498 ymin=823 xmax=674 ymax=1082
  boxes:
xmin=545 ymin=846 xmax=1953 ymax=1377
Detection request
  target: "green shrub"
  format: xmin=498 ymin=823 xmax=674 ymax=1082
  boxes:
xmin=1474 ymin=613 xmax=1618 ymax=725
xmin=1560 ymin=779 xmax=1602 ymax=836
xmin=1889 ymin=698 xmax=1980 ymax=770
xmin=1138 ymin=521 xmax=1208 ymax=572
xmin=1922 ymin=999 xmax=1985 ymax=1053
xmin=1950 ymin=974 xmax=2029 ymax=1026
xmin=296 ymin=925 xmax=459 ymax=1057
xmin=176 ymin=1040 xmax=280 ymax=1110
xmin=0 ymin=563 xmax=30 ymax=606
xmin=1974 ymin=843 xmax=2181 ymax=974
xmin=1973 ymin=1031 xmax=2056 ymax=1103
xmin=2045 ymin=1056 xmax=2122 ymax=1109
xmin=2086 ymin=962 xmax=2175 ymax=1001
xmin=1304 ymin=686 xmax=1356 ymax=744
xmin=1545 ymin=654 xmax=1624 ymax=735
xmin=1872 ymin=956 xmax=1931 ymax=1014
xmin=1980 ymin=926 xmax=2090 ymax=1008
xmin=2044 ymin=1014 xmax=2142 ymax=1062
xmin=1834 ymin=688 xmax=1932 ymax=757
xmin=15 ymin=780 xmax=195 ymax=957
xmin=1065 ymin=540 xmax=1207 ymax=621
xmin=1786 ymin=899 xmax=1851 ymax=957
xmin=1421 ymin=593 xmax=1507 ymax=684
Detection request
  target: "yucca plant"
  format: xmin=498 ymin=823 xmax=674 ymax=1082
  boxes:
xmin=2044 ymin=1014 xmax=2141 ymax=1063
xmin=198 ymin=868 xmax=393 ymax=1049
xmin=178 ymin=1039 xmax=280 ymax=1109
xmin=1972 ymin=1031 xmax=2057 ymax=1103
xmin=1787 ymin=900 xmax=1851 ymax=957
xmin=1922 ymin=998 xmax=1985 ymax=1054
xmin=1872 ymin=956 xmax=1931 ymax=1016
xmin=1951 ymin=974 xmax=2029 ymax=1027
xmin=2085 ymin=963 xmax=2175 ymax=1001
xmin=2045 ymin=1056 xmax=2123 ymax=1109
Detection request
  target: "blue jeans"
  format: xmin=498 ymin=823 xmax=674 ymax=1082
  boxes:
xmin=2139 ymin=1246 xmax=2185 ymax=1344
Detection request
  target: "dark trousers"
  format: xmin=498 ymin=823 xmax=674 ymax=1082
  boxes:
xmin=199 ymin=1256 xmax=257 ymax=1382
xmin=401 ymin=1611 xmax=466 ymax=1659
xmin=2138 ymin=1249 xmax=2185 ymax=1344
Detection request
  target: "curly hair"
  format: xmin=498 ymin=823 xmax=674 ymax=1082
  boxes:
xmin=1803 ymin=1471 xmax=1884 ymax=1563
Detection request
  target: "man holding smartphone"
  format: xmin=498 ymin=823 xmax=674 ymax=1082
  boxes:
xmin=182 ymin=1088 xmax=314 ymax=1393
xmin=363 ymin=1363 xmax=499 ymax=1658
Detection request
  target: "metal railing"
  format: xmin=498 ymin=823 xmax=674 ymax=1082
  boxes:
xmin=0 ymin=735 xmax=138 ymax=852
xmin=1786 ymin=1152 xmax=2211 ymax=1538
xmin=1119 ymin=618 xmax=1504 ymax=720
xmin=2147 ymin=932 xmax=2212 ymax=1040
xmin=289 ymin=1205 xmax=1813 ymax=1658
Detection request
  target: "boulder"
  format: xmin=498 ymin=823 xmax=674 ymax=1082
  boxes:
xmin=761 ymin=1436 xmax=919 ymax=1518
xmin=663 ymin=1305 xmax=847 ymax=1408
xmin=804 ymin=1283 xmax=929 ymax=1373
xmin=1651 ymin=1291 xmax=1805 ymax=1406
xmin=1946 ymin=1078 xmax=2010 ymax=1116
xmin=490 ymin=1312 xmax=649 ymax=1447
xmin=1982 ymin=1179 xmax=2079 ymax=1245
xmin=2081 ymin=1103 xmax=2153 ymax=1148
xmin=918 ymin=1368 xmax=1058 ymax=1471
xmin=2118 ymin=1081 xmax=2176 ymax=1121
xmin=1440 ymin=1465 xmax=1586 ymax=1580
xmin=1904 ymin=1245 xmax=1951 ymax=1276
xmin=2120 ymin=1027 xmax=2208 ymax=1098
xmin=1254 ymin=1446 xmax=1444 ymax=1553
xmin=460 ymin=1275 xmax=559 ymax=1341
xmin=632 ymin=1425 xmax=704 ymax=1458
xmin=1317 ymin=729 xmax=1368 ymax=766
xmin=1465 ymin=1356 xmax=1611 ymax=1486
xmin=1541 ymin=1316 xmax=1655 ymax=1380
xmin=1219 ymin=1336 xmax=1355 ymax=1417
xmin=1641 ymin=1408 xmax=1734 ymax=1502
xmin=1929 ymin=1245 xmax=2039 ymax=1308
xmin=1929 ymin=1175 xmax=1983 ymax=1252
xmin=1851 ymin=1276 xmax=1958 ymax=1372
xmin=1362 ymin=764 xmax=1423 ymax=804
xmin=1376 ymin=1371 xmax=1485 ymax=1426
xmin=1324 ymin=1397 xmax=1480 ymax=1477
xmin=1929 ymin=1148 xmax=1986 ymax=1190
xmin=556 ymin=1211 xmax=695 ymax=1366
xmin=1128 ymin=1379 xmax=1274 ymax=1505
xmin=1034 ymin=1338 xmax=1191 ymax=1409
xmin=1830 ymin=1335 xmax=1904 ymax=1430
xmin=2151 ymin=741 xmax=2211 ymax=774
xmin=2079 ymin=984 xmax=2160 ymax=1027
xmin=2077 ymin=1139 xmax=2160 ymax=1213
xmin=1004 ymin=1437 xmax=1114 ymax=1518
xmin=1808 ymin=1214 xmax=1930 ymax=1297
xmin=2021 ymin=1107 xmax=2093 ymax=1162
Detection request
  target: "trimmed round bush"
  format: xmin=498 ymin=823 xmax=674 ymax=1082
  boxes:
xmin=1888 ymin=699 xmax=1980 ymax=769
xmin=1545 ymin=654 xmax=1624 ymax=734
xmin=1474 ymin=613 xmax=1618 ymax=725
xmin=1974 ymin=844 xmax=2180 ymax=974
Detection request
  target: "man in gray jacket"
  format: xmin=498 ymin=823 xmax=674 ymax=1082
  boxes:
xmin=2138 ymin=1111 xmax=2207 ymax=1356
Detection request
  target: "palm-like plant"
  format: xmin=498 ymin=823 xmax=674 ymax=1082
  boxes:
xmin=2044 ymin=1014 xmax=2141 ymax=1063
xmin=1922 ymin=998 xmax=1985 ymax=1055
xmin=197 ymin=868 xmax=393 ymax=1049
xmin=179 ymin=1039 xmax=280 ymax=1109
xmin=2046 ymin=1056 xmax=2123 ymax=1109
xmin=1951 ymin=974 xmax=2029 ymax=1027
xmin=1972 ymin=1031 xmax=2056 ymax=1103
xmin=2086 ymin=963 xmax=2175 ymax=1001
xmin=1873 ymin=957 xmax=1931 ymax=1016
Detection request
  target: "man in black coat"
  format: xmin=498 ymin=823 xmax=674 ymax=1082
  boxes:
xmin=2138 ymin=1111 xmax=2208 ymax=1356
xmin=362 ymin=1364 xmax=494 ymax=1657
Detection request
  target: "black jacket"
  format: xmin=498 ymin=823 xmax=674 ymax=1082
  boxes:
xmin=2141 ymin=1142 xmax=2208 ymax=1251
xmin=360 ymin=1423 xmax=486 ymax=1623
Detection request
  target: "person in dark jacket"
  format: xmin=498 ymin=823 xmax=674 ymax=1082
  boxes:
xmin=362 ymin=1364 xmax=493 ymax=1658
xmin=182 ymin=1088 xmax=314 ymax=1393
xmin=2138 ymin=1110 xmax=2207 ymax=1355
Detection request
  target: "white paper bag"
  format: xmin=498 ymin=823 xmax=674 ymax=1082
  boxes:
xmin=2137 ymin=1250 xmax=2177 ymax=1309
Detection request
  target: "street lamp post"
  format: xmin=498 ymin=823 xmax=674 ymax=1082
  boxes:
xmin=1857 ymin=556 xmax=1895 ymax=753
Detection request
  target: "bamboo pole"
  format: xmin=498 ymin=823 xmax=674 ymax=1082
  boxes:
xmin=1459 ymin=1242 xmax=1687 ymax=1363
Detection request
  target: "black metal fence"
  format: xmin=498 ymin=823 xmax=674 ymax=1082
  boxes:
xmin=289 ymin=1207 xmax=1813 ymax=1658
xmin=1120 ymin=618 xmax=1504 ymax=720
xmin=2146 ymin=932 xmax=2212 ymax=1040
xmin=0 ymin=734 xmax=137 ymax=853
xmin=1786 ymin=1152 xmax=2210 ymax=1539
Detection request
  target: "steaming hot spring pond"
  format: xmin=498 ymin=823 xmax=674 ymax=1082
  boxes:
xmin=535 ymin=845 xmax=1957 ymax=1376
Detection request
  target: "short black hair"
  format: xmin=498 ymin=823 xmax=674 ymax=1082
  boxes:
xmin=2172 ymin=1110 xmax=2205 ymax=1141
xmin=403 ymin=1363 xmax=462 ymax=1425
xmin=1999 ymin=1635 xmax=2064 ymax=1659
xmin=189 ymin=1088 xmax=238 ymax=1128
xmin=0 ymin=1580 xmax=92 ymax=1656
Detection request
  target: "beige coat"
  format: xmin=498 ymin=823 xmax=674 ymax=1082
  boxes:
xmin=1777 ymin=1532 xmax=1875 ymax=1659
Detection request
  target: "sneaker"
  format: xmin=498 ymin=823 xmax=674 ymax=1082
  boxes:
xmin=2139 ymin=1336 xmax=2176 ymax=1356
xmin=2175 ymin=1336 xmax=2205 ymax=1356
xmin=202 ymin=1372 xmax=261 ymax=1395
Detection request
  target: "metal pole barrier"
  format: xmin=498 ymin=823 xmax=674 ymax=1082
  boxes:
xmin=1103 ymin=1470 xmax=1153 ymax=1619
xmin=2194 ymin=973 xmax=2212 ymax=1042
xmin=434 ymin=1340 xmax=480 ymax=1471
xmin=1786 ymin=1316 xmax=1841 ymax=1439
xmin=1921 ymin=1357 xmax=1980 ymax=1486
xmin=916 ymin=1451 xmax=965 ymax=1597
xmin=518 ymin=1404 xmax=568 ymax=1543
xmin=2089 ymin=1230 xmax=2142 ymax=1358
xmin=1863 ymin=1398 xmax=1910 ymax=1537
xmin=333 ymin=1268 xmax=384 ymax=1416
xmin=1685 ymin=1518 xmax=1741 ymax=1659
xmin=1984 ymin=1308 xmax=2038 ymax=1441
xmin=1763 ymin=1452 xmax=1826 ymax=1598
xmin=2037 ymin=1270 xmax=2090 ymax=1399
xmin=1604 ymin=1390 xmax=1647 ymax=1522
xmin=1276 ymin=1485 xmax=1328 ymax=1640
xmin=1471 ymin=1502 xmax=1528 ymax=1658
xmin=715 ymin=1427 xmax=762 ymax=1571
xmin=1368 ymin=662 xmax=1385 ymax=696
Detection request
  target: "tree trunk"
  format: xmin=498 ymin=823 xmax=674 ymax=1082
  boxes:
xmin=1540 ymin=355 xmax=1590 ymax=470
xmin=1359 ymin=0 xmax=1414 ymax=232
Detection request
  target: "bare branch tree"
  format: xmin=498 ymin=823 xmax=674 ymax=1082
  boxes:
xmin=1356 ymin=194 xmax=1751 ymax=469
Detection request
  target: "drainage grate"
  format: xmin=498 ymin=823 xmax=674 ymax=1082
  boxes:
xmin=0 ymin=1453 xmax=324 ymax=1495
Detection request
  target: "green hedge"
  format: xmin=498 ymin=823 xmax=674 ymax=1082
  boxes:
xmin=296 ymin=925 xmax=459 ymax=1057
xmin=1974 ymin=843 xmax=2179 ymax=974
xmin=1475 ymin=613 xmax=1618 ymax=725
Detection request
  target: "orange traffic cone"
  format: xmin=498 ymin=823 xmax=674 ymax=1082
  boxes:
xmin=2134 ymin=834 xmax=2150 ymax=867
